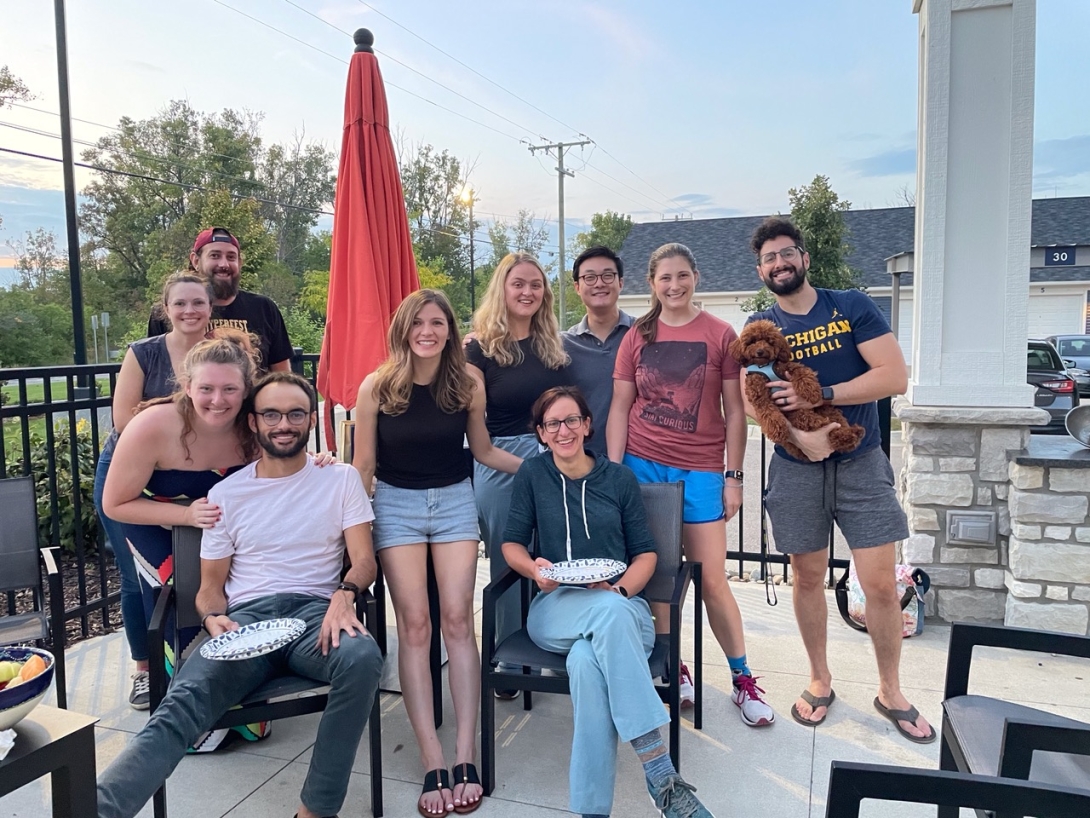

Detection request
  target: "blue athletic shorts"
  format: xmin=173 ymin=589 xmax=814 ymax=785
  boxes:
xmin=622 ymin=453 xmax=725 ymax=524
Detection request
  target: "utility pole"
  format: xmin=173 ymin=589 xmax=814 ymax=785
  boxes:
xmin=528 ymin=139 xmax=590 ymax=327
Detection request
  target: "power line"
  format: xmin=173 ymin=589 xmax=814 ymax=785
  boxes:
xmin=209 ymin=0 xmax=526 ymax=143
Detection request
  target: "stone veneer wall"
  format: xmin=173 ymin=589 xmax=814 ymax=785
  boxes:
xmin=1005 ymin=458 xmax=1090 ymax=634
xmin=898 ymin=419 xmax=1024 ymax=624
xmin=896 ymin=401 xmax=1090 ymax=636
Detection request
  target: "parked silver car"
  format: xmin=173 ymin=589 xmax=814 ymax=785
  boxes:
xmin=1029 ymin=340 xmax=1081 ymax=433
xmin=1045 ymin=334 xmax=1090 ymax=396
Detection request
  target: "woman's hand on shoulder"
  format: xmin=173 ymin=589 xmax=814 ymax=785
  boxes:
xmin=532 ymin=557 xmax=559 ymax=593
xmin=183 ymin=497 xmax=221 ymax=529
xmin=311 ymin=451 xmax=338 ymax=467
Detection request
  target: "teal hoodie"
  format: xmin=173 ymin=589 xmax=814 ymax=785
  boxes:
xmin=502 ymin=451 xmax=656 ymax=565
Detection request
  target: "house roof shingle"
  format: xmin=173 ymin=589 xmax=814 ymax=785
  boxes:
xmin=618 ymin=197 xmax=1090 ymax=294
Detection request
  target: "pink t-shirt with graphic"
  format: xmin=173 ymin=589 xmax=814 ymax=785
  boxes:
xmin=614 ymin=310 xmax=740 ymax=472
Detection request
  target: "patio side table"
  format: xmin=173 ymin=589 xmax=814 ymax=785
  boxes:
xmin=0 ymin=705 xmax=98 ymax=818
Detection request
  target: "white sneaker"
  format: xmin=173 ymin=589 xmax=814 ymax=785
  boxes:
xmin=731 ymin=674 xmax=775 ymax=726
xmin=677 ymin=661 xmax=695 ymax=708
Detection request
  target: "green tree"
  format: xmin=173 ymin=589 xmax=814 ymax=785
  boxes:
xmin=258 ymin=135 xmax=336 ymax=271
xmin=284 ymin=305 xmax=325 ymax=353
xmin=0 ymin=66 xmax=33 ymax=109
xmin=741 ymin=175 xmax=859 ymax=312
xmin=570 ymin=210 xmax=633 ymax=257
xmin=0 ymin=289 xmax=75 ymax=366
xmin=298 ymin=270 xmax=330 ymax=319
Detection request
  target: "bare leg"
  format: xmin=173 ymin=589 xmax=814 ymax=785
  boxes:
xmin=430 ymin=540 xmax=484 ymax=811
xmin=789 ymin=550 xmax=834 ymax=722
xmin=852 ymin=544 xmax=932 ymax=739
xmin=682 ymin=521 xmax=745 ymax=657
xmin=379 ymin=544 xmax=453 ymax=816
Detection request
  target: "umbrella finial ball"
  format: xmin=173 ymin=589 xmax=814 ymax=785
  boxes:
xmin=354 ymin=28 xmax=375 ymax=53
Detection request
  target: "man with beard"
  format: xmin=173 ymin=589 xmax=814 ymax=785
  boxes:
xmin=97 ymin=372 xmax=384 ymax=818
xmin=148 ymin=227 xmax=293 ymax=372
xmin=742 ymin=217 xmax=934 ymax=744
xmin=563 ymin=246 xmax=634 ymax=455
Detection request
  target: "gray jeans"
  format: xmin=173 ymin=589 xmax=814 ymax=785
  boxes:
xmin=97 ymin=593 xmax=384 ymax=818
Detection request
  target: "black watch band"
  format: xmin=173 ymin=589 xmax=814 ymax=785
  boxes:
xmin=613 ymin=584 xmax=629 ymax=598
xmin=724 ymin=469 xmax=744 ymax=481
xmin=336 ymin=581 xmax=360 ymax=600
xmin=821 ymin=386 xmax=835 ymax=402
xmin=202 ymin=612 xmax=225 ymax=631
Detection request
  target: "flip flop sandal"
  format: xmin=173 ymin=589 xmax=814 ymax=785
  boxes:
xmin=873 ymin=698 xmax=937 ymax=744
xmin=451 ymin=762 xmax=483 ymax=815
xmin=418 ymin=768 xmax=453 ymax=817
xmin=790 ymin=689 xmax=836 ymax=726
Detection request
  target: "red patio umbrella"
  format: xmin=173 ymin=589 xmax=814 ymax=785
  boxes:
xmin=318 ymin=28 xmax=418 ymax=451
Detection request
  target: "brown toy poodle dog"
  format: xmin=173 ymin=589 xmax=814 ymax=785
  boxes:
xmin=729 ymin=320 xmax=864 ymax=462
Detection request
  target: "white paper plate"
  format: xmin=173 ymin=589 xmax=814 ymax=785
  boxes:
xmin=199 ymin=618 xmax=307 ymax=661
xmin=539 ymin=558 xmax=627 ymax=585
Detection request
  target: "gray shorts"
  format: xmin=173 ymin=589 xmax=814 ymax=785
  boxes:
xmin=765 ymin=446 xmax=909 ymax=555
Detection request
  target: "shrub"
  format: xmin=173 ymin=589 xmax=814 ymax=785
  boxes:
xmin=13 ymin=418 xmax=100 ymax=554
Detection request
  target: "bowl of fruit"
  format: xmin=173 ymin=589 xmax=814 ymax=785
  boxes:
xmin=0 ymin=647 xmax=55 ymax=730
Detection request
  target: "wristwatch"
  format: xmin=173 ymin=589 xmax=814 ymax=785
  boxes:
xmin=613 ymin=584 xmax=629 ymax=598
xmin=336 ymin=581 xmax=360 ymax=600
xmin=724 ymin=469 xmax=744 ymax=482
xmin=202 ymin=612 xmax=225 ymax=631
xmin=821 ymin=386 xmax=835 ymax=403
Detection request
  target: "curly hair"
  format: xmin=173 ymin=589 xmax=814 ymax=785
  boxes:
xmin=472 ymin=252 xmax=569 ymax=369
xmin=750 ymin=217 xmax=805 ymax=256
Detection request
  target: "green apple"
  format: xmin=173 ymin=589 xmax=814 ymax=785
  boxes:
xmin=0 ymin=660 xmax=22 ymax=684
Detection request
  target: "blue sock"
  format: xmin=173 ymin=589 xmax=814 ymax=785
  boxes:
xmin=631 ymin=728 xmax=676 ymax=789
xmin=728 ymin=654 xmax=751 ymax=680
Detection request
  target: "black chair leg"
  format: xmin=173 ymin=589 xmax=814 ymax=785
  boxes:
xmin=427 ymin=551 xmax=443 ymax=729
xmin=369 ymin=691 xmax=383 ymax=817
xmin=693 ymin=563 xmax=703 ymax=731
xmin=153 ymin=783 xmax=167 ymax=818
xmin=481 ymin=664 xmax=496 ymax=795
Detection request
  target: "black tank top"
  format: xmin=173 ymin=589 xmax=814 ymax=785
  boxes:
xmin=375 ymin=383 xmax=471 ymax=489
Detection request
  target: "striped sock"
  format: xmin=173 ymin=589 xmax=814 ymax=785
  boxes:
xmin=631 ymin=728 xmax=675 ymax=789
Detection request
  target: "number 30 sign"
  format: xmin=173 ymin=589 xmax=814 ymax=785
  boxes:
xmin=1044 ymin=246 xmax=1076 ymax=266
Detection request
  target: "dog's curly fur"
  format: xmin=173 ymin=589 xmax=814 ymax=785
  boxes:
xmin=729 ymin=320 xmax=864 ymax=462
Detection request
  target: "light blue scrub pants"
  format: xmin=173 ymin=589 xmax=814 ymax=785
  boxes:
xmin=527 ymin=586 xmax=669 ymax=816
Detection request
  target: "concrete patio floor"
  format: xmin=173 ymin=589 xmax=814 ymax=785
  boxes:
xmin=3 ymin=568 xmax=1089 ymax=818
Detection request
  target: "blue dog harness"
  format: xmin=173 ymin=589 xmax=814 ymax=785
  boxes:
xmin=745 ymin=363 xmax=786 ymax=394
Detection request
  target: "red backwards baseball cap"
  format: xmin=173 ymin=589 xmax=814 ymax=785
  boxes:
xmin=192 ymin=227 xmax=240 ymax=254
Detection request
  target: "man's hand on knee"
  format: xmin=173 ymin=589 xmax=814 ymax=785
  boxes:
xmin=319 ymin=593 xmax=368 ymax=655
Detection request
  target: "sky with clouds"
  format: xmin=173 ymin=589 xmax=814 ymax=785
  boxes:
xmin=1 ymin=0 xmax=1089 ymax=272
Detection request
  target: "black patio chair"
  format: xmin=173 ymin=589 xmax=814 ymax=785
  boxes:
xmin=148 ymin=525 xmax=385 ymax=817
xmin=480 ymin=481 xmax=702 ymax=795
xmin=826 ymin=760 xmax=1090 ymax=817
xmin=939 ymin=622 xmax=1090 ymax=818
xmin=0 ymin=476 xmax=67 ymax=709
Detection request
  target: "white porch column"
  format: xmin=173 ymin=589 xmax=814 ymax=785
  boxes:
xmin=910 ymin=0 xmax=1036 ymax=407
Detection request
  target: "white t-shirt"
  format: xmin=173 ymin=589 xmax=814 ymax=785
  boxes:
xmin=201 ymin=459 xmax=374 ymax=608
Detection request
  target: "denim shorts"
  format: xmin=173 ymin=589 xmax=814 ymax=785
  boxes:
xmin=371 ymin=477 xmax=480 ymax=550
xmin=622 ymin=453 xmax=725 ymax=524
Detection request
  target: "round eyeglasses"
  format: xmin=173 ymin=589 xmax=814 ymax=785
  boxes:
xmin=579 ymin=272 xmax=618 ymax=285
xmin=759 ymin=246 xmax=802 ymax=266
xmin=254 ymin=409 xmax=309 ymax=426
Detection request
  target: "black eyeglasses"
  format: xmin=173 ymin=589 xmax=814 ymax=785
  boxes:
xmin=541 ymin=414 xmax=586 ymax=433
xmin=759 ymin=246 xmax=802 ymax=266
xmin=579 ymin=272 xmax=618 ymax=285
xmin=254 ymin=409 xmax=309 ymax=426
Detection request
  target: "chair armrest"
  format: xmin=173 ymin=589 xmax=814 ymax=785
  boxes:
xmin=482 ymin=567 xmax=523 ymax=659
xmin=41 ymin=547 xmax=66 ymax=651
xmin=826 ymin=760 xmax=1090 ymax=818
xmin=147 ymin=584 xmax=175 ymax=713
xmin=944 ymin=623 xmax=1090 ymax=699
xmin=999 ymin=717 xmax=1090 ymax=780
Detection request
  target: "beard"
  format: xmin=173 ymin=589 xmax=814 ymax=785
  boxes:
xmin=210 ymin=273 xmax=241 ymax=301
xmin=765 ymin=264 xmax=807 ymax=296
xmin=257 ymin=428 xmax=308 ymax=459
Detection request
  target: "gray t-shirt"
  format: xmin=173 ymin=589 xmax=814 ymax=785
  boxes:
xmin=562 ymin=311 xmax=634 ymax=454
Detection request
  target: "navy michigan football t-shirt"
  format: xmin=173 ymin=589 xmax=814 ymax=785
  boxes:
xmin=746 ymin=288 xmax=892 ymax=462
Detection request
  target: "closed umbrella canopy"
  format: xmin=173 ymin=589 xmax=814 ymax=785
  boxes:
xmin=318 ymin=28 xmax=418 ymax=448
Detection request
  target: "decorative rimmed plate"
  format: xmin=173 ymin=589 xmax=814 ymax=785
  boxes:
xmin=199 ymin=618 xmax=307 ymax=661
xmin=539 ymin=558 xmax=627 ymax=585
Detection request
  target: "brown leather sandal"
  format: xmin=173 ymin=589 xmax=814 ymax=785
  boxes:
xmin=451 ymin=762 xmax=482 ymax=814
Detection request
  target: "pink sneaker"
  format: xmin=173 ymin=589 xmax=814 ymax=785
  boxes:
xmin=678 ymin=661 xmax=695 ymax=708
xmin=732 ymin=674 xmax=775 ymax=726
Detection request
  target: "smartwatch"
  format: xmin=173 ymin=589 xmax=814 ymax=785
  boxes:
xmin=724 ymin=469 xmax=744 ymax=482
xmin=821 ymin=386 xmax=835 ymax=403
xmin=336 ymin=581 xmax=360 ymax=600
xmin=613 ymin=585 xmax=629 ymax=598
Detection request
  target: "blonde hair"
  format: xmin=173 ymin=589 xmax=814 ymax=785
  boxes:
xmin=139 ymin=328 xmax=260 ymax=462
xmin=634 ymin=242 xmax=700 ymax=344
xmin=373 ymin=289 xmax=474 ymax=415
xmin=471 ymin=252 xmax=569 ymax=369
